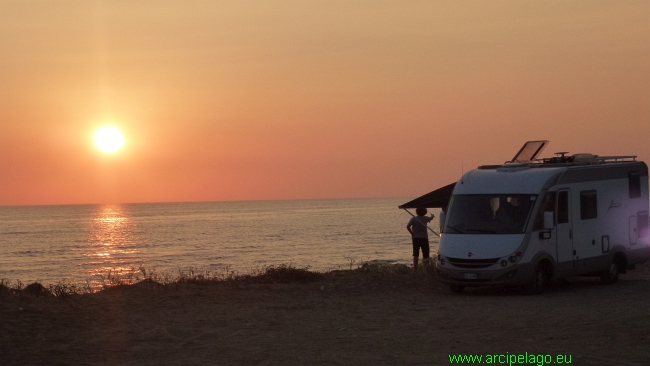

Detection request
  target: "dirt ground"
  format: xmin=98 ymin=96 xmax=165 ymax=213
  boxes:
xmin=2 ymin=263 xmax=650 ymax=366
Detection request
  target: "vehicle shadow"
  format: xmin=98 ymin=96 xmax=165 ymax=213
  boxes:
xmin=448 ymin=276 xmax=643 ymax=297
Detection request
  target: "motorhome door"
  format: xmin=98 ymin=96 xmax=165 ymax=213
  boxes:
xmin=556 ymin=189 xmax=575 ymax=272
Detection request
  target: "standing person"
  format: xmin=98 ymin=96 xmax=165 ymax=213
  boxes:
xmin=407 ymin=207 xmax=434 ymax=273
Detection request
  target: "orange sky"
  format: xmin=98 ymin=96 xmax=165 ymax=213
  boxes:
xmin=1 ymin=1 xmax=649 ymax=206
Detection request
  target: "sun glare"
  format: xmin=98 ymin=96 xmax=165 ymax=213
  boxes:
xmin=95 ymin=127 xmax=125 ymax=153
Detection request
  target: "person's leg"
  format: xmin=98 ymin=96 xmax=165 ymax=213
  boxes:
xmin=412 ymin=238 xmax=420 ymax=273
xmin=421 ymin=240 xmax=430 ymax=272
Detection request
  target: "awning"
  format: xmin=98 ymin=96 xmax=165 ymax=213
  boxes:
xmin=398 ymin=182 xmax=456 ymax=209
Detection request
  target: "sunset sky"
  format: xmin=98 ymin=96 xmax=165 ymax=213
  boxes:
xmin=1 ymin=1 xmax=649 ymax=206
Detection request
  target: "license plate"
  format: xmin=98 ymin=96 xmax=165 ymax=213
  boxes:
xmin=463 ymin=273 xmax=478 ymax=280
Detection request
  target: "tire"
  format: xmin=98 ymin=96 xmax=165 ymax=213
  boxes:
xmin=525 ymin=264 xmax=548 ymax=295
xmin=600 ymin=258 xmax=619 ymax=285
xmin=449 ymin=284 xmax=465 ymax=293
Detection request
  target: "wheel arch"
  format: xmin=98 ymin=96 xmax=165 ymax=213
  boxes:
xmin=531 ymin=252 xmax=556 ymax=281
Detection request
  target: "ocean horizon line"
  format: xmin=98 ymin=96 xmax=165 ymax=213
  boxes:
xmin=0 ymin=195 xmax=414 ymax=209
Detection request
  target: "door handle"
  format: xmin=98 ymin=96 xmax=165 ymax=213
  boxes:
xmin=569 ymin=229 xmax=572 ymax=239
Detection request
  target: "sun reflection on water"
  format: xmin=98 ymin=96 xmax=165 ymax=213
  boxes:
xmin=84 ymin=204 xmax=144 ymax=288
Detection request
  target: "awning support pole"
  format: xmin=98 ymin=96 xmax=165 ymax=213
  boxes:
xmin=403 ymin=208 xmax=440 ymax=238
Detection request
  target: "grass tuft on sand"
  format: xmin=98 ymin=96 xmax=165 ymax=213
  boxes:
xmin=0 ymin=261 xmax=432 ymax=298
xmin=243 ymin=264 xmax=326 ymax=283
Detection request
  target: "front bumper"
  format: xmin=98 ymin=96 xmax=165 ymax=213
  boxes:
xmin=436 ymin=262 xmax=535 ymax=287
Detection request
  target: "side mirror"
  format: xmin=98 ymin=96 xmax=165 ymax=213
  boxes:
xmin=543 ymin=211 xmax=554 ymax=230
xmin=439 ymin=211 xmax=446 ymax=230
xmin=539 ymin=211 xmax=554 ymax=239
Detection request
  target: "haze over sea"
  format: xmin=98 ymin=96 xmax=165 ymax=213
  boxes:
xmin=0 ymin=198 xmax=441 ymax=288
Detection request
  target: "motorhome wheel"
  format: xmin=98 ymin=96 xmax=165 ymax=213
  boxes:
xmin=525 ymin=264 xmax=548 ymax=295
xmin=600 ymin=259 xmax=620 ymax=285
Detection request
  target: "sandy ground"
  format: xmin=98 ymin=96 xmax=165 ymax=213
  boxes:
xmin=1 ymin=263 xmax=650 ymax=366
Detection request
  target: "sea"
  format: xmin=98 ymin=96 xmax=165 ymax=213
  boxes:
xmin=0 ymin=198 xmax=442 ymax=289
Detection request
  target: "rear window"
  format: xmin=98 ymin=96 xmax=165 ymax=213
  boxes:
xmin=629 ymin=171 xmax=641 ymax=198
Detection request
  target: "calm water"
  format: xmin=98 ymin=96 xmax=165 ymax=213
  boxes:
xmin=0 ymin=198 xmax=441 ymax=288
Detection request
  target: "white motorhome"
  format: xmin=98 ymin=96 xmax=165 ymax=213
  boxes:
xmin=400 ymin=141 xmax=650 ymax=293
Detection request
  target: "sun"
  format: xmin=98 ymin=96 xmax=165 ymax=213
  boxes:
xmin=94 ymin=126 xmax=125 ymax=153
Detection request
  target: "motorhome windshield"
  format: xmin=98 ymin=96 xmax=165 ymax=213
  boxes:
xmin=444 ymin=194 xmax=537 ymax=234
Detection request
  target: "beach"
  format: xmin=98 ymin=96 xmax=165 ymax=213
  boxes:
xmin=2 ymin=263 xmax=650 ymax=366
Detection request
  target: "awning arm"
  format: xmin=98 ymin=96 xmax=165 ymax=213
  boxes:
xmin=403 ymin=208 xmax=440 ymax=238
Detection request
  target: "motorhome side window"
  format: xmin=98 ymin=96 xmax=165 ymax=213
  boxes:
xmin=532 ymin=192 xmax=555 ymax=231
xmin=580 ymin=190 xmax=597 ymax=220
xmin=629 ymin=171 xmax=641 ymax=198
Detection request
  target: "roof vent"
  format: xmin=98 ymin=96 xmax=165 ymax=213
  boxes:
xmin=510 ymin=140 xmax=549 ymax=163
xmin=572 ymin=153 xmax=598 ymax=163
xmin=497 ymin=163 xmax=530 ymax=172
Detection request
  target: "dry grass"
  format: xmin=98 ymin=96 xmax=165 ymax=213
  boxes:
xmin=0 ymin=263 xmax=332 ymax=297
xmin=0 ymin=261 xmax=423 ymax=298
xmin=359 ymin=257 xmax=436 ymax=276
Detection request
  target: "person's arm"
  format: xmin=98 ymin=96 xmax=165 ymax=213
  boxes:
xmin=407 ymin=223 xmax=413 ymax=235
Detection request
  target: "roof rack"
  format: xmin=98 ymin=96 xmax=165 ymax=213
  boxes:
xmin=592 ymin=156 xmax=637 ymax=163
xmin=538 ymin=153 xmax=638 ymax=165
